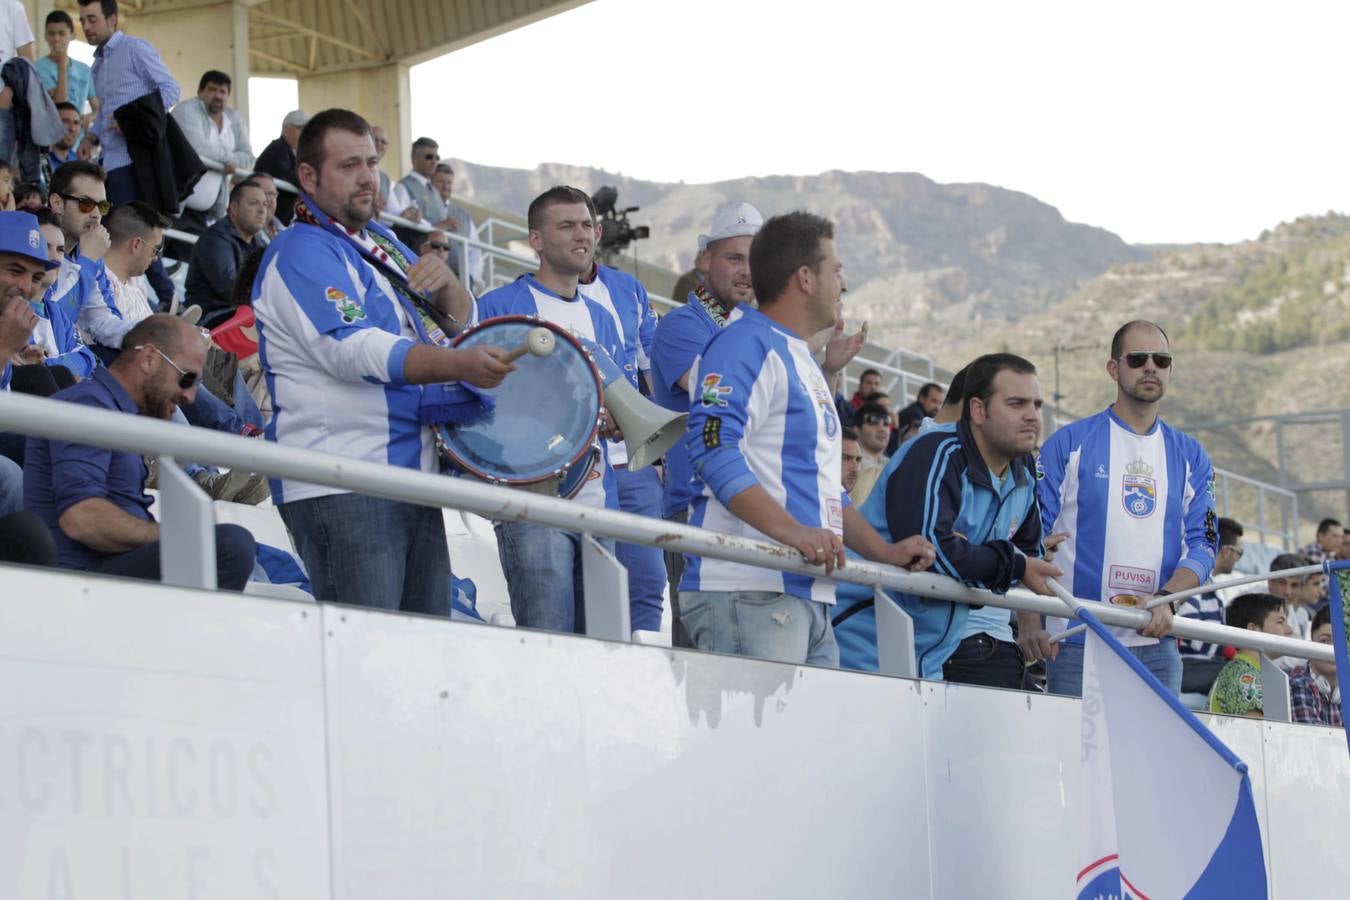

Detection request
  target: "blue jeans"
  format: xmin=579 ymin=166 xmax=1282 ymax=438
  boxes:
xmin=1047 ymin=638 xmax=1182 ymax=697
xmin=106 ymin=165 xmax=175 ymax=308
xmin=614 ymin=465 xmax=667 ymax=632
xmin=90 ymin=524 xmax=256 ymax=591
xmin=494 ymin=521 xmax=614 ymax=634
xmin=677 ymin=590 xmax=840 ymax=667
xmin=0 ymin=453 xmax=22 ymax=517
xmin=181 ymin=376 xmax=264 ymax=433
xmin=279 ymin=493 xmax=451 ymax=614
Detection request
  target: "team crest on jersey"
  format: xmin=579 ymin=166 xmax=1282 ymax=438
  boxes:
xmin=819 ymin=400 xmax=838 ymax=438
xmin=700 ymin=373 xmax=732 ymax=407
xmin=1122 ymin=457 xmax=1156 ymax=518
xmin=326 ymin=287 xmax=365 ymax=323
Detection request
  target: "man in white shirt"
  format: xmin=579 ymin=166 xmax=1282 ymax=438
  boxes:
xmin=172 ymin=70 xmax=255 ymax=221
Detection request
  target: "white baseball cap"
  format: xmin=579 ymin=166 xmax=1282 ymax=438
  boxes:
xmin=698 ymin=201 xmax=763 ymax=251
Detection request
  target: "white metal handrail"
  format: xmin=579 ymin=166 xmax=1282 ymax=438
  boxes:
xmin=0 ymin=391 xmax=1331 ymax=665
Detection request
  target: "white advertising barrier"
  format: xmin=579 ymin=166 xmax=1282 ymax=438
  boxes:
xmin=4 ymin=568 xmax=1350 ymax=899
xmin=0 ymin=568 xmax=330 ymax=900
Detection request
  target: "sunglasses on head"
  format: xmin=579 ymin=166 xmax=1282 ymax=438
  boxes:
xmin=1118 ymin=352 xmax=1172 ymax=369
xmin=65 ymin=194 xmax=111 ymax=215
xmin=134 ymin=343 xmax=199 ymax=390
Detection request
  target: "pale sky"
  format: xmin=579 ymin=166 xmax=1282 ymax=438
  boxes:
xmin=390 ymin=0 xmax=1348 ymax=246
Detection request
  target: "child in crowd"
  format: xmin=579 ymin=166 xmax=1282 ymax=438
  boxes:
xmin=1287 ymin=606 xmax=1343 ymax=727
xmin=1209 ymin=593 xmax=1293 ymax=718
xmin=0 ymin=162 xmax=14 ymax=211
xmin=14 ymin=183 xmax=45 ymax=213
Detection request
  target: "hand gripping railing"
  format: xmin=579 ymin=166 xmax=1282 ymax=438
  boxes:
xmin=0 ymin=391 xmax=1331 ymax=672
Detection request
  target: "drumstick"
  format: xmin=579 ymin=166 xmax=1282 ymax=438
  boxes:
xmin=501 ymin=327 xmax=555 ymax=363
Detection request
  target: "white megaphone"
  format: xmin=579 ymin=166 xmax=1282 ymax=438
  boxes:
xmin=578 ymin=336 xmax=688 ymax=471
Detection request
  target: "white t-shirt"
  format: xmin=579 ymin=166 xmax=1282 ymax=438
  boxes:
xmin=0 ymin=1 xmax=33 ymax=63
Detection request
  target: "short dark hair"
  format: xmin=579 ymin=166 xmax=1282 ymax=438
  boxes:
xmin=54 ymin=101 xmax=79 ymax=115
xmin=0 ymin=159 xmax=10 ymax=174
xmin=118 ymin=314 xmax=191 ymax=364
xmin=1317 ymin=518 xmax=1343 ymax=535
xmin=860 ymin=368 xmax=881 ymax=382
xmin=1226 ymin=593 xmax=1284 ymax=631
xmin=411 ymin=136 xmax=438 ymax=153
xmin=944 ymin=364 xmax=970 ymax=409
xmin=45 ymin=10 xmax=75 ymax=30
xmin=228 ymin=179 xmax=265 ymax=206
xmin=526 ymin=186 xmax=594 ymax=232
xmin=749 ymin=211 xmax=834 ymax=305
xmin=434 ymin=162 xmax=454 ymax=176
xmin=105 ymin=200 xmax=168 ymax=247
xmin=1270 ymin=552 xmax=1311 ymax=574
xmin=1217 ymin=517 xmax=1244 ymax=550
xmin=917 ymin=382 xmax=941 ymax=402
xmin=867 ymin=391 xmax=889 ymax=403
xmin=32 ymin=208 xmax=59 ymax=229
xmin=15 ymin=183 xmax=45 ymax=205
xmin=841 ymin=426 xmax=859 ymax=442
xmin=1110 ymin=320 xmax=1169 ymax=359
xmin=297 ymin=108 xmax=371 ymax=174
xmin=198 ymin=70 xmax=231 ymax=93
xmin=1311 ymin=605 xmax=1332 ymax=634
xmin=50 ymin=160 xmax=106 ymax=198
xmin=961 ymin=353 xmax=1037 ymax=421
xmin=855 ymin=402 xmax=890 ymax=424
xmin=77 ymin=0 xmax=117 ymax=18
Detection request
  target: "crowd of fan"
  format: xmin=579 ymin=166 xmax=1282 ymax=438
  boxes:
xmin=0 ymin=1 xmax=1340 ymax=730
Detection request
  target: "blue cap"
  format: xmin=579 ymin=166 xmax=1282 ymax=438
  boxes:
xmin=0 ymin=210 xmax=58 ymax=270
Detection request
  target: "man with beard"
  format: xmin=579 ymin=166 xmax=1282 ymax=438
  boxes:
xmin=172 ymin=71 xmax=254 ymax=221
xmin=1021 ymin=321 xmax=1218 ymax=698
xmin=254 ymin=108 xmax=506 ymax=613
xmin=833 ymin=353 xmax=1059 ymax=676
xmin=23 ymin=313 xmax=258 ymax=587
xmin=650 ymin=202 xmax=761 ymax=640
xmin=475 ymin=185 xmax=625 ymax=635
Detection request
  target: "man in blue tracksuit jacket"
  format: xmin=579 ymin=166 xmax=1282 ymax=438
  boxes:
xmin=834 ymin=353 xmax=1060 ymax=678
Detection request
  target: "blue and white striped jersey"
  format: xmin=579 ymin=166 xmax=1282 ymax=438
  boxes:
xmin=1038 ymin=407 xmax=1218 ymax=646
xmin=253 ymin=223 xmax=427 ymax=505
xmin=475 ymin=274 xmax=622 ymax=510
xmin=30 ymin=294 xmax=97 ymax=378
xmin=577 ymin=263 xmax=657 ymax=467
xmin=681 ymin=306 xmax=848 ymax=605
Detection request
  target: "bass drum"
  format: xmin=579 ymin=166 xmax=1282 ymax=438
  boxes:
xmin=435 ymin=315 xmax=604 ymax=498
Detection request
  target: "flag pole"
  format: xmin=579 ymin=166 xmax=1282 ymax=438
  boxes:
xmin=1046 ymin=563 xmax=1325 ymax=644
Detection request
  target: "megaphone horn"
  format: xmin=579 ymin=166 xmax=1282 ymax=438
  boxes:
xmin=578 ymin=335 xmax=688 ymax=471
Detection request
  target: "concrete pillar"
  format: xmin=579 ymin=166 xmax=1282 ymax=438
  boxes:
xmin=100 ymin=1 xmax=252 ymax=121
xmin=298 ymin=62 xmax=411 ymax=180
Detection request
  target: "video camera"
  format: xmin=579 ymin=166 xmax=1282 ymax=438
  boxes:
xmin=591 ymin=186 xmax=650 ymax=264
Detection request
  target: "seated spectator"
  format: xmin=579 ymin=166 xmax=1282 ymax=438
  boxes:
xmin=898 ymin=381 xmax=944 ymax=432
xmin=254 ymin=109 xmax=307 ymax=224
xmin=172 ymin=70 xmax=254 ymax=222
xmin=849 ymin=400 xmax=891 ymax=504
xmin=1267 ymin=552 xmax=1320 ymax=642
xmin=0 ymin=160 xmax=13 ymax=211
xmin=245 ymin=172 xmax=283 ymax=242
xmin=185 ymin=179 xmax=268 ymax=327
xmin=47 ymin=102 xmax=83 ymax=174
xmin=44 ymin=160 xmax=112 ymax=326
xmin=22 ymin=314 xmax=257 ymax=588
xmin=1288 ymin=606 xmax=1342 ymax=727
xmin=834 ymin=353 xmax=1060 ymax=677
xmin=1209 ymin=592 xmax=1292 ymax=718
xmin=14 ymin=182 xmax=44 ymax=212
xmin=37 ymin=10 xmax=98 ymax=139
xmin=415 ymin=228 xmax=451 ymax=261
xmin=1300 ymin=517 xmax=1341 ymax=605
xmin=370 ymin=124 xmax=392 ymax=210
xmin=841 ymin=426 xmax=862 ymax=498
xmin=0 ymin=218 xmax=44 ymax=394
xmin=919 ymin=364 xmax=966 ymax=433
xmin=1177 ymin=516 xmax=1245 ymax=698
xmin=431 ymin=162 xmax=481 ymax=288
xmin=850 ymin=367 xmax=881 ymax=410
xmin=26 ymin=208 xmax=97 ymax=380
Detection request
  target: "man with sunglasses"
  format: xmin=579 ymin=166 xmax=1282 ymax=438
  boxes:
xmin=23 ymin=313 xmax=258 ymax=588
xmin=1023 ymin=320 xmax=1218 ymax=697
xmin=390 ymin=137 xmax=449 ymax=228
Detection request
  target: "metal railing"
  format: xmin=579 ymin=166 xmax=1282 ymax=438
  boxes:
xmin=184 ymin=160 xmax=1302 ymax=549
xmin=0 ymin=391 xmax=1331 ymax=673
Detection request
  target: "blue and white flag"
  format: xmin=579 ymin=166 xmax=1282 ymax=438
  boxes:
xmin=1075 ymin=606 xmax=1267 ymax=899
xmin=1326 ymin=560 xmax=1350 ymax=756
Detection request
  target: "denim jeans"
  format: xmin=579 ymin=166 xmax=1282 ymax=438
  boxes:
xmin=106 ymin=165 xmax=175 ymax=308
xmin=494 ymin=521 xmax=615 ymax=635
xmin=614 ymin=465 xmax=667 ymax=632
xmin=677 ymin=590 xmax=840 ymax=667
xmin=181 ymin=375 xmax=264 ymax=433
xmin=942 ymin=633 xmax=1029 ymax=690
xmin=1047 ymin=638 xmax=1182 ymax=697
xmin=89 ymin=523 xmax=256 ymax=591
xmin=279 ymin=493 xmax=452 ymax=613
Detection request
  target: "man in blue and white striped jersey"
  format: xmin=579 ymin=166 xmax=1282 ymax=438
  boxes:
xmin=680 ymin=212 xmax=935 ymax=666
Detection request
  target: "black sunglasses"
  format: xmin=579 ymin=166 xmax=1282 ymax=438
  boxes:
xmin=1118 ymin=352 xmax=1172 ymax=369
xmin=420 ymin=152 xmax=439 ymax=160
xmin=64 ymin=194 xmax=111 ymax=215
xmin=135 ymin=343 xmax=198 ymax=390
xmin=860 ymin=413 xmax=890 ymax=426
xmin=425 ymin=241 xmax=450 ymax=251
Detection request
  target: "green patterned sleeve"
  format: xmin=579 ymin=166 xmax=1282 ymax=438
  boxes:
xmin=1209 ymin=660 xmax=1263 ymax=717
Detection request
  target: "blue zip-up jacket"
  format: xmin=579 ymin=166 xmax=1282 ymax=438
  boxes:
xmin=834 ymin=420 xmax=1044 ymax=678
xmin=31 ymin=293 xmax=98 ymax=379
